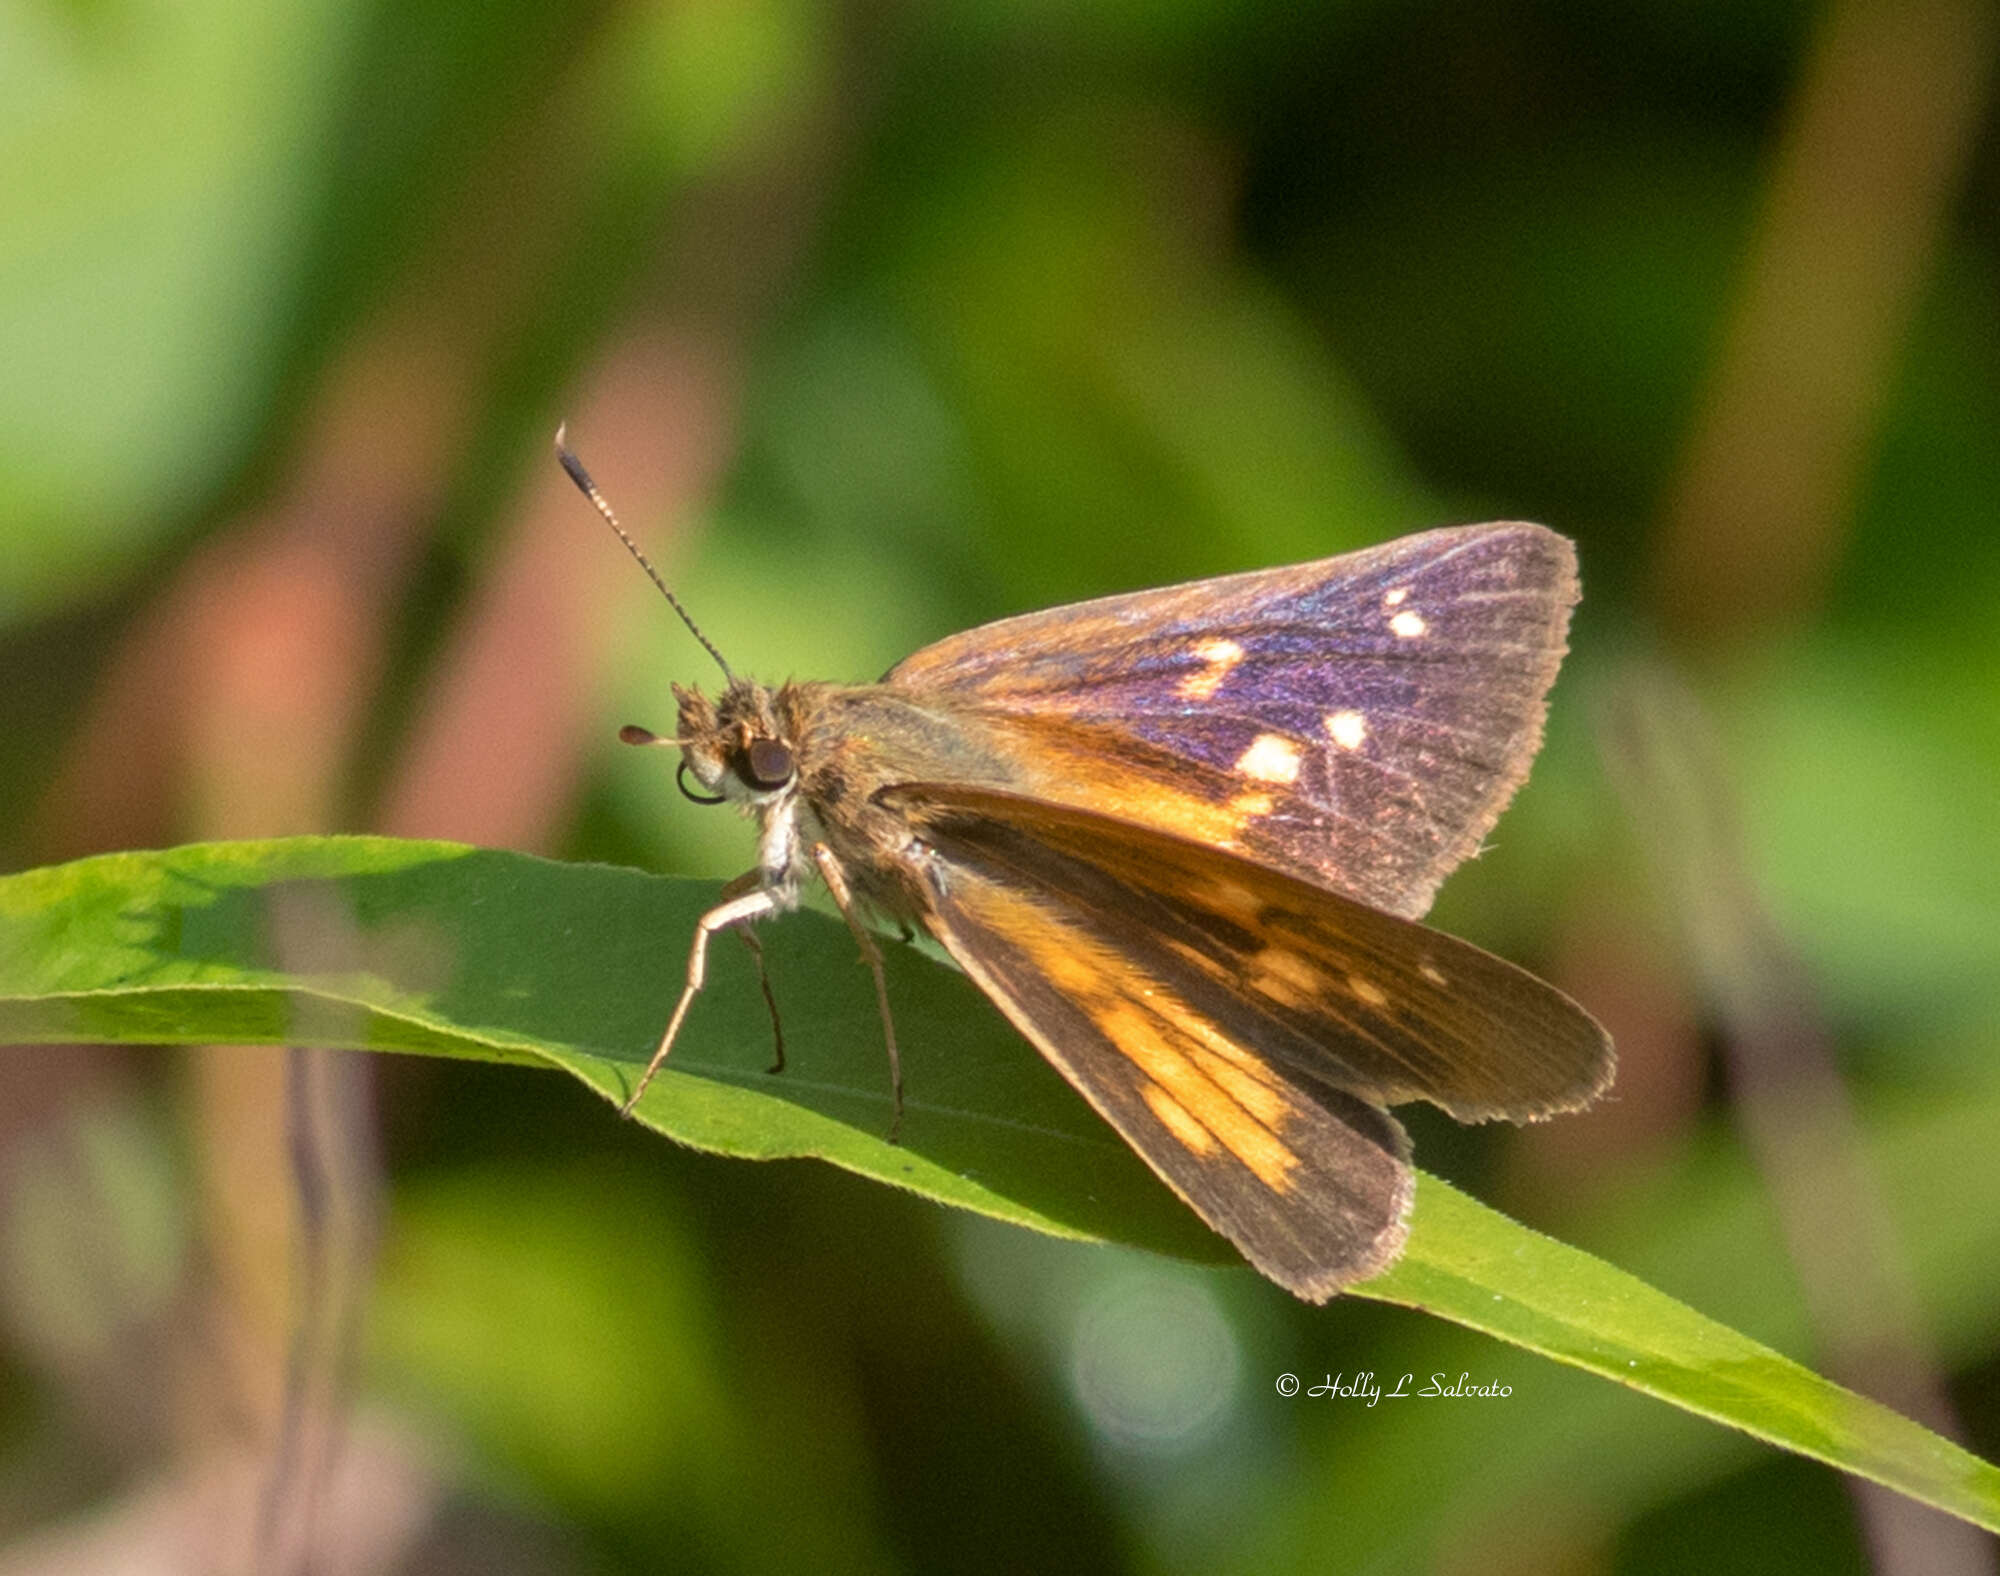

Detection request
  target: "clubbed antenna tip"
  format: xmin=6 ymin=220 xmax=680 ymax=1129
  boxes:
xmin=552 ymin=423 xmax=734 ymax=684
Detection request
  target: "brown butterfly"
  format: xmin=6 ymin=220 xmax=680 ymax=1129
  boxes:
xmin=557 ymin=430 xmax=1613 ymax=1301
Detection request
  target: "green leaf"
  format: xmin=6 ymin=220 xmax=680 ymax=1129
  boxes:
xmin=0 ymin=835 xmax=1224 ymax=1265
xmin=1360 ymin=1183 xmax=2000 ymax=1536
xmin=3 ymin=835 xmax=1996 ymax=1533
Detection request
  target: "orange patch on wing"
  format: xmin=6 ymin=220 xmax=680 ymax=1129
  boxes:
xmin=1140 ymin=1084 xmax=1218 ymax=1157
xmin=1183 ymin=1043 xmax=1294 ymax=1130
xmin=999 ymin=907 xmax=1116 ymax=1002
xmin=1099 ymin=1002 xmax=1298 ymax=1193
xmin=1250 ymin=946 xmax=1324 ymax=1008
xmin=1195 ymin=874 xmax=1262 ymax=920
xmin=1169 ymin=1010 xmax=1286 ymax=1088
xmin=975 ymin=717 xmax=1279 ymax=852
xmin=1225 ymin=790 xmax=1273 ymax=826
xmin=1148 ymin=994 xmax=1287 ymax=1095
xmin=1153 ymin=1008 xmax=1300 ymax=1145
xmin=948 ymin=870 xmax=1299 ymax=1192
xmin=1054 ymin=777 xmax=1272 ymax=850
xmin=1347 ymin=974 xmax=1390 ymax=1007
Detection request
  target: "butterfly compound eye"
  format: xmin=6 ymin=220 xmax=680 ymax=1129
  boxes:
xmin=741 ymin=738 xmax=796 ymax=791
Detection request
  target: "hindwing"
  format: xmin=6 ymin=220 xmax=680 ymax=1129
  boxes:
xmin=890 ymin=785 xmax=1614 ymax=1297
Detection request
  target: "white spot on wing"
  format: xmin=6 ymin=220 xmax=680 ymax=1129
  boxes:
xmin=1383 ymin=587 xmax=1410 ymax=607
xmin=1389 ymin=610 xmax=1428 ymax=639
xmin=1177 ymin=638 xmax=1244 ymax=701
xmin=1235 ymin=733 xmax=1302 ymax=784
xmin=1324 ymin=710 xmax=1368 ymax=750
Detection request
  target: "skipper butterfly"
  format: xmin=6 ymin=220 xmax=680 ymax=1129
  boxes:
xmin=558 ymin=430 xmax=1612 ymax=1300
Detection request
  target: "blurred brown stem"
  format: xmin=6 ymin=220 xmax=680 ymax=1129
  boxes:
xmin=1651 ymin=0 xmax=1998 ymax=644
xmin=1602 ymin=664 xmax=1992 ymax=1576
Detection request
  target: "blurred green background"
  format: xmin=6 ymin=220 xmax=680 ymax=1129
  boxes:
xmin=3 ymin=0 xmax=1999 ymax=1570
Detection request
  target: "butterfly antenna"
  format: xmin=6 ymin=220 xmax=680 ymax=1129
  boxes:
xmin=554 ymin=424 xmax=735 ymax=685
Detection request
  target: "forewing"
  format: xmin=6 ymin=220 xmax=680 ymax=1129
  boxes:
xmin=885 ymin=523 xmax=1577 ymax=918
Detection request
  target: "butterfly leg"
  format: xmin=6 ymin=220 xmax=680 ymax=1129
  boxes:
xmin=811 ymin=842 xmax=904 ymax=1141
xmin=621 ymin=882 xmax=780 ymax=1117
xmin=735 ymin=924 xmax=786 ymax=1074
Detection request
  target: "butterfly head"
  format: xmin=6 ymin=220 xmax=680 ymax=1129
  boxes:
xmin=668 ymin=680 xmax=800 ymax=808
